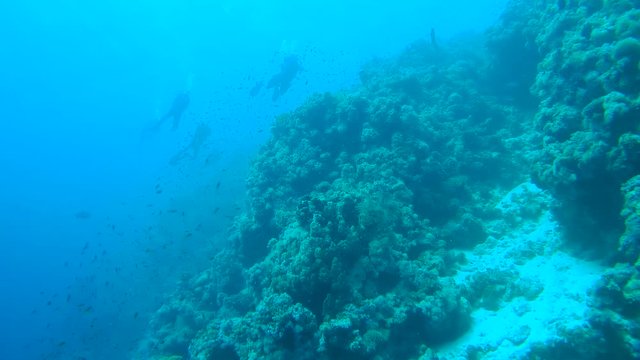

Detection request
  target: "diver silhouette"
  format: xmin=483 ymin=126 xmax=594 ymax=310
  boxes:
xmin=154 ymin=91 xmax=190 ymax=131
xmin=267 ymin=55 xmax=301 ymax=101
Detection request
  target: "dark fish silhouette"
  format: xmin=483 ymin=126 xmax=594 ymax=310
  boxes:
xmin=430 ymin=28 xmax=438 ymax=48
xmin=267 ymin=55 xmax=301 ymax=101
xmin=74 ymin=211 xmax=91 ymax=219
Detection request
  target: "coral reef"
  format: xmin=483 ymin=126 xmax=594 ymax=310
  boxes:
xmin=523 ymin=0 xmax=640 ymax=260
xmin=135 ymin=0 xmax=639 ymax=359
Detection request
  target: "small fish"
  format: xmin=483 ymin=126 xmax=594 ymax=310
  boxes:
xmin=430 ymin=28 xmax=438 ymax=48
xmin=74 ymin=211 xmax=91 ymax=219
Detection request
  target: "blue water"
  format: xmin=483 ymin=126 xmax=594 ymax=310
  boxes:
xmin=0 ymin=1 xmax=507 ymax=359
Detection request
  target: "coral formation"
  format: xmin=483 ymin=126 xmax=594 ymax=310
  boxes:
xmin=135 ymin=0 xmax=639 ymax=359
xmin=526 ymin=0 xmax=640 ymax=260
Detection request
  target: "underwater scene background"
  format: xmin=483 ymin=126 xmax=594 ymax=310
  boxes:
xmin=1 ymin=0 xmax=639 ymax=359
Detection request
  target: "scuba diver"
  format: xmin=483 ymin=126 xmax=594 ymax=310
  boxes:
xmin=152 ymin=91 xmax=190 ymax=131
xmin=266 ymin=55 xmax=301 ymax=101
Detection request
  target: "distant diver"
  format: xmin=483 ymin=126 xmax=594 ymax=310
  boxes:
xmin=169 ymin=122 xmax=212 ymax=166
xmin=266 ymin=55 xmax=301 ymax=101
xmin=249 ymin=80 xmax=264 ymax=97
xmin=153 ymin=91 xmax=190 ymax=131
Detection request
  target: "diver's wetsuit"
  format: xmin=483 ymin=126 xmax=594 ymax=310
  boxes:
xmin=267 ymin=56 xmax=301 ymax=101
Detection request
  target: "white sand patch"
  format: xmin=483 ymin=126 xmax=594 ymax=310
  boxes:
xmin=434 ymin=182 xmax=604 ymax=359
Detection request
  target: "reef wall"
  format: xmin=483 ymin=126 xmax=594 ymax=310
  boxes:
xmin=135 ymin=0 xmax=640 ymax=359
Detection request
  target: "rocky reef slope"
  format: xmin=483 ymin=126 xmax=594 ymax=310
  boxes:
xmin=136 ymin=0 xmax=640 ymax=359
